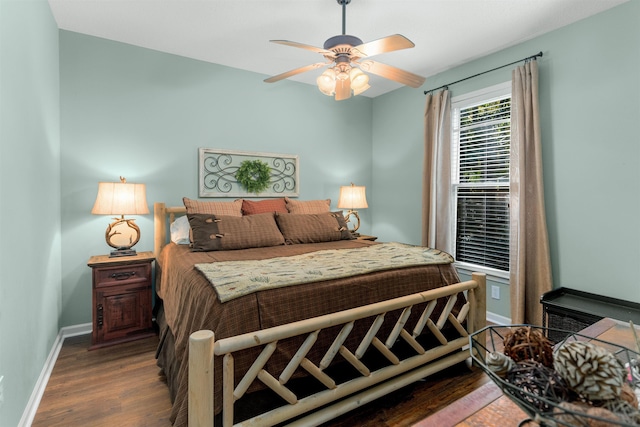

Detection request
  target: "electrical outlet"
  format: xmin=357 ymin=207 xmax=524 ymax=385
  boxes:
xmin=491 ymin=285 xmax=500 ymax=300
xmin=0 ymin=375 xmax=4 ymax=406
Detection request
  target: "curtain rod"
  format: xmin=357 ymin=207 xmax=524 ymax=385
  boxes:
xmin=423 ymin=51 xmax=543 ymax=95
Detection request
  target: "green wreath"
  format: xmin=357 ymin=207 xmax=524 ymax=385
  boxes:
xmin=235 ymin=160 xmax=271 ymax=194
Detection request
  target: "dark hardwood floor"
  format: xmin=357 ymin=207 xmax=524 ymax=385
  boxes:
xmin=33 ymin=330 xmax=504 ymax=426
xmin=32 ymin=334 xmax=172 ymax=427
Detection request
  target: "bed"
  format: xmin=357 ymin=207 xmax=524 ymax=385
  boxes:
xmin=153 ymin=199 xmax=486 ymax=427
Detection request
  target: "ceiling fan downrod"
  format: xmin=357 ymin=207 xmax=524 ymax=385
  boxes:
xmin=324 ymin=0 xmax=362 ymax=50
xmin=338 ymin=0 xmax=351 ymax=35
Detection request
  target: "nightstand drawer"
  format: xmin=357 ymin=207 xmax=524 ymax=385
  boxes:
xmin=94 ymin=264 xmax=150 ymax=288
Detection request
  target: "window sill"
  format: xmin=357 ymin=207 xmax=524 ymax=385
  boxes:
xmin=454 ymin=262 xmax=509 ymax=285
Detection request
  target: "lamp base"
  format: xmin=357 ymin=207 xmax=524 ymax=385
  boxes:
xmin=104 ymin=216 xmax=142 ymax=258
xmin=109 ymin=248 xmax=138 ymax=258
xmin=343 ymin=210 xmax=361 ymax=235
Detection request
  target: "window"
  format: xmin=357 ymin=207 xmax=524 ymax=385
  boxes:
xmin=451 ymin=82 xmax=511 ymax=275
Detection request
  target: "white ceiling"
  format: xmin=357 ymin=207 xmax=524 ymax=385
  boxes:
xmin=48 ymin=0 xmax=627 ymax=98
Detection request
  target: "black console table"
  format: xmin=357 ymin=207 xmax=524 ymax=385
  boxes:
xmin=540 ymin=287 xmax=640 ymax=341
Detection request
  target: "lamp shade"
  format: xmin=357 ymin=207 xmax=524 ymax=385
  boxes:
xmin=91 ymin=179 xmax=149 ymax=216
xmin=337 ymin=183 xmax=368 ymax=210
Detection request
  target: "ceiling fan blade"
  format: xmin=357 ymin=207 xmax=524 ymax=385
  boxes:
xmin=351 ymin=34 xmax=415 ymax=58
xmin=357 ymin=60 xmax=426 ymax=88
xmin=335 ymin=78 xmax=351 ymax=101
xmin=270 ymin=40 xmax=334 ymax=56
xmin=264 ymin=62 xmax=328 ymax=83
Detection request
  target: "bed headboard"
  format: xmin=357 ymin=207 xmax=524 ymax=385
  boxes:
xmin=153 ymin=202 xmax=186 ymax=257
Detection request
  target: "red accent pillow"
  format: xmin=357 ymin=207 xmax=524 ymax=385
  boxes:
xmin=242 ymin=198 xmax=287 ymax=215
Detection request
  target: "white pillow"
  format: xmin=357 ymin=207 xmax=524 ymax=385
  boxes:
xmin=170 ymin=215 xmax=191 ymax=245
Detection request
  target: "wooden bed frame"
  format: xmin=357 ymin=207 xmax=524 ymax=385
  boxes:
xmin=153 ymin=202 xmax=487 ymax=427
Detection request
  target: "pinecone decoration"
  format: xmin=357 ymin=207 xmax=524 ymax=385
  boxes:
xmin=486 ymin=352 xmax=515 ymax=377
xmin=503 ymin=326 xmax=554 ymax=368
xmin=554 ymin=341 xmax=625 ymax=401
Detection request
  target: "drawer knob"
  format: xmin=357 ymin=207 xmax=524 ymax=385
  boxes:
xmin=111 ymin=271 xmax=137 ymax=280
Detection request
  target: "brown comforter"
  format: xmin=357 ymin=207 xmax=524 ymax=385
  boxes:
xmin=155 ymin=240 xmax=461 ymax=426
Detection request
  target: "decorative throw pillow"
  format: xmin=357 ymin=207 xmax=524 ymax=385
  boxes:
xmin=284 ymin=197 xmax=331 ymax=214
xmin=170 ymin=215 xmax=191 ymax=245
xmin=183 ymin=197 xmax=243 ymax=217
xmin=242 ymin=198 xmax=288 ymax=215
xmin=187 ymin=212 xmax=285 ymax=251
xmin=275 ymin=212 xmax=354 ymax=244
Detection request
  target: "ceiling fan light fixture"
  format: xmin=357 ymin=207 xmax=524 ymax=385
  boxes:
xmin=350 ymin=68 xmax=370 ymax=93
xmin=316 ymin=66 xmax=371 ymax=99
xmin=317 ymin=69 xmax=336 ymax=96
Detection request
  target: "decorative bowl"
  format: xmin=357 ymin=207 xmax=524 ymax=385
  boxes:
xmin=469 ymin=325 xmax=640 ymax=426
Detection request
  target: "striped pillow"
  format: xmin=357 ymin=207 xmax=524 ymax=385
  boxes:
xmin=183 ymin=197 xmax=243 ymax=217
xmin=285 ymin=197 xmax=331 ymax=214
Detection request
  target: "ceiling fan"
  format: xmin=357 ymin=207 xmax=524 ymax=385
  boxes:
xmin=264 ymin=0 xmax=426 ymax=101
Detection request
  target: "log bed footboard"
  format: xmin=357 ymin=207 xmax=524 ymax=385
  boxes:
xmin=189 ymin=273 xmax=486 ymax=427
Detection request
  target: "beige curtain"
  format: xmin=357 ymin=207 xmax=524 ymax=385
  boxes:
xmin=422 ymin=90 xmax=453 ymax=251
xmin=510 ymin=60 xmax=553 ymax=325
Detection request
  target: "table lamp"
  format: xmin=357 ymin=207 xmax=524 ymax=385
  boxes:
xmin=337 ymin=182 xmax=368 ymax=236
xmin=91 ymin=176 xmax=149 ymax=257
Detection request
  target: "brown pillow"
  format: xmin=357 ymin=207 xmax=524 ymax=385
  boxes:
xmin=242 ymin=198 xmax=287 ymax=215
xmin=275 ymin=212 xmax=353 ymax=244
xmin=183 ymin=197 xmax=243 ymax=217
xmin=285 ymin=197 xmax=331 ymax=214
xmin=187 ymin=212 xmax=285 ymax=251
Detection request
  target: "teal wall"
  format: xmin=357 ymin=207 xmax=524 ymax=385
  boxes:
xmin=372 ymin=1 xmax=640 ymax=317
xmin=59 ymin=31 xmax=373 ymax=327
xmin=0 ymin=1 xmax=61 ymax=426
xmin=2 ymin=0 xmax=639 ymax=423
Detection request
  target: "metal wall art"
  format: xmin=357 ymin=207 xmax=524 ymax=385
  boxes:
xmin=199 ymin=148 xmax=299 ymax=198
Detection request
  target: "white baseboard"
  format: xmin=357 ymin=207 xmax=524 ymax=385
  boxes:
xmin=59 ymin=323 xmax=92 ymax=339
xmin=19 ymin=323 xmax=92 ymax=427
xmin=486 ymin=311 xmax=511 ymax=325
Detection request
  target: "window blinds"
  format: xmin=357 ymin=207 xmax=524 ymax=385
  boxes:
xmin=453 ymin=96 xmax=511 ymax=272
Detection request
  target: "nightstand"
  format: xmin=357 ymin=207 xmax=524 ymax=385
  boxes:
xmin=356 ymin=234 xmax=378 ymax=241
xmin=87 ymin=251 xmax=155 ymax=349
